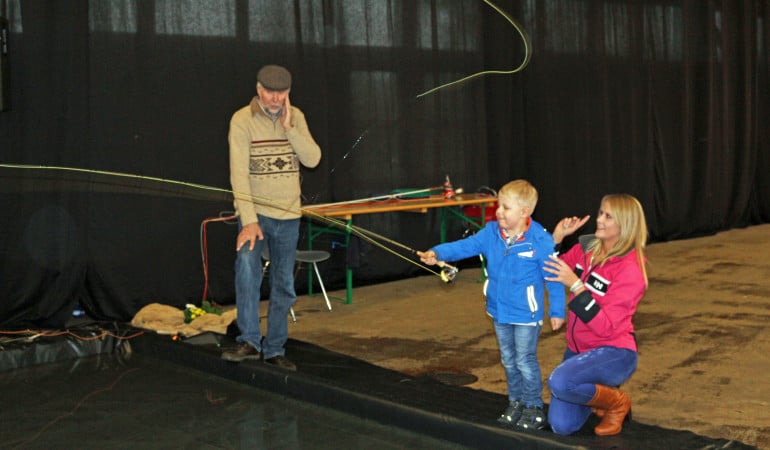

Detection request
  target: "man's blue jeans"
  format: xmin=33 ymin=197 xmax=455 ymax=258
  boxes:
xmin=234 ymin=216 xmax=299 ymax=359
xmin=547 ymin=346 xmax=637 ymax=435
xmin=493 ymin=321 xmax=544 ymax=408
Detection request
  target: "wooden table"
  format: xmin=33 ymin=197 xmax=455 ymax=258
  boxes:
xmin=303 ymin=193 xmax=498 ymax=303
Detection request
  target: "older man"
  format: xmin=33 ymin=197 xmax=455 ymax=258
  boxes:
xmin=222 ymin=65 xmax=321 ymax=371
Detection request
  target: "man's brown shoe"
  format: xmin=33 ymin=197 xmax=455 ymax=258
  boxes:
xmin=221 ymin=343 xmax=261 ymax=362
xmin=264 ymin=355 xmax=296 ymax=371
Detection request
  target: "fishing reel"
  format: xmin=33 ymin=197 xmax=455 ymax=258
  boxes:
xmin=439 ymin=262 xmax=459 ymax=283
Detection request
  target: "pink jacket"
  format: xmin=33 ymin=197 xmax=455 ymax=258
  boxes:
xmin=561 ymin=236 xmax=646 ymax=353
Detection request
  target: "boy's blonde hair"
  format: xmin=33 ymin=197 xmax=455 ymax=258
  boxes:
xmin=498 ymin=179 xmax=538 ymax=212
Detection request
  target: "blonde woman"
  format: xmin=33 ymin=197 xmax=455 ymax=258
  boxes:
xmin=544 ymin=194 xmax=648 ymax=436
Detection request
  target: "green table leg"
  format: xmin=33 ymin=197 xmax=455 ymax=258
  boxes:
xmin=344 ymin=219 xmax=353 ymax=303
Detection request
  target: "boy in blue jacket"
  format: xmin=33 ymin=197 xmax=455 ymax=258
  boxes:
xmin=418 ymin=179 xmax=565 ymax=430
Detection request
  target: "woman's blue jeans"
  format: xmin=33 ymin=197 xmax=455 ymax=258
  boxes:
xmin=234 ymin=216 xmax=299 ymax=359
xmin=493 ymin=321 xmax=544 ymax=408
xmin=547 ymin=346 xmax=637 ymax=435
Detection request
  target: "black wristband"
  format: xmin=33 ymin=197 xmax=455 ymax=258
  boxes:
xmin=569 ymin=290 xmax=601 ymax=323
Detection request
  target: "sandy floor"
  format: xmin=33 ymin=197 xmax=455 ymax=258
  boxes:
xmin=281 ymin=224 xmax=770 ymax=449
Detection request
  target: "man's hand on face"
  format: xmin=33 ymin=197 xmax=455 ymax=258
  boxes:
xmin=281 ymin=94 xmax=292 ymax=130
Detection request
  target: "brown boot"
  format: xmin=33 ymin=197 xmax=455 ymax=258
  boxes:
xmin=586 ymin=385 xmax=632 ymax=436
xmin=594 ymin=406 xmax=632 ymax=420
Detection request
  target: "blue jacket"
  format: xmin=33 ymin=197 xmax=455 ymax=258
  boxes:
xmin=432 ymin=219 xmax=566 ymax=324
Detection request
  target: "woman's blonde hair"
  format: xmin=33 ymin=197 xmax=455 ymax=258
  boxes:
xmin=587 ymin=193 xmax=648 ymax=284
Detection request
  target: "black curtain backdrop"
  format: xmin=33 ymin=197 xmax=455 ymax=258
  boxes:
xmin=0 ymin=0 xmax=768 ymax=328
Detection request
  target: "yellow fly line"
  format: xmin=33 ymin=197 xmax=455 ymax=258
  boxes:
xmin=0 ymin=163 xmax=453 ymax=281
xmin=415 ymin=0 xmax=531 ymax=99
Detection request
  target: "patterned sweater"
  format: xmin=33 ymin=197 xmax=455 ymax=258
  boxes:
xmin=228 ymin=97 xmax=321 ymax=223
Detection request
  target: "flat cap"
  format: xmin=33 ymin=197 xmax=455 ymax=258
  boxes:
xmin=257 ymin=65 xmax=292 ymax=91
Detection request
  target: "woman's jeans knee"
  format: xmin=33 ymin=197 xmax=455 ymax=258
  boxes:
xmin=547 ymin=346 xmax=637 ymax=435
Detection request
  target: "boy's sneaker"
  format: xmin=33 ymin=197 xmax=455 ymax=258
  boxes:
xmin=516 ymin=405 xmax=547 ymax=430
xmin=497 ymin=400 xmax=524 ymax=426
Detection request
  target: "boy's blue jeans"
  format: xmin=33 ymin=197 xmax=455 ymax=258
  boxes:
xmin=234 ymin=216 xmax=299 ymax=360
xmin=547 ymin=346 xmax=638 ymax=435
xmin=493 ymin=321 xmax=543 ymax=408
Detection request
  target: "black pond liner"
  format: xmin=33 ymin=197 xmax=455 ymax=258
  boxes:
xmin=0 ymin=326 xmax=758 ymax=450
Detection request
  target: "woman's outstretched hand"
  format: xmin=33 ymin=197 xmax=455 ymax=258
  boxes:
xmin=552 ymin=215 xmax=590 ymax=244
